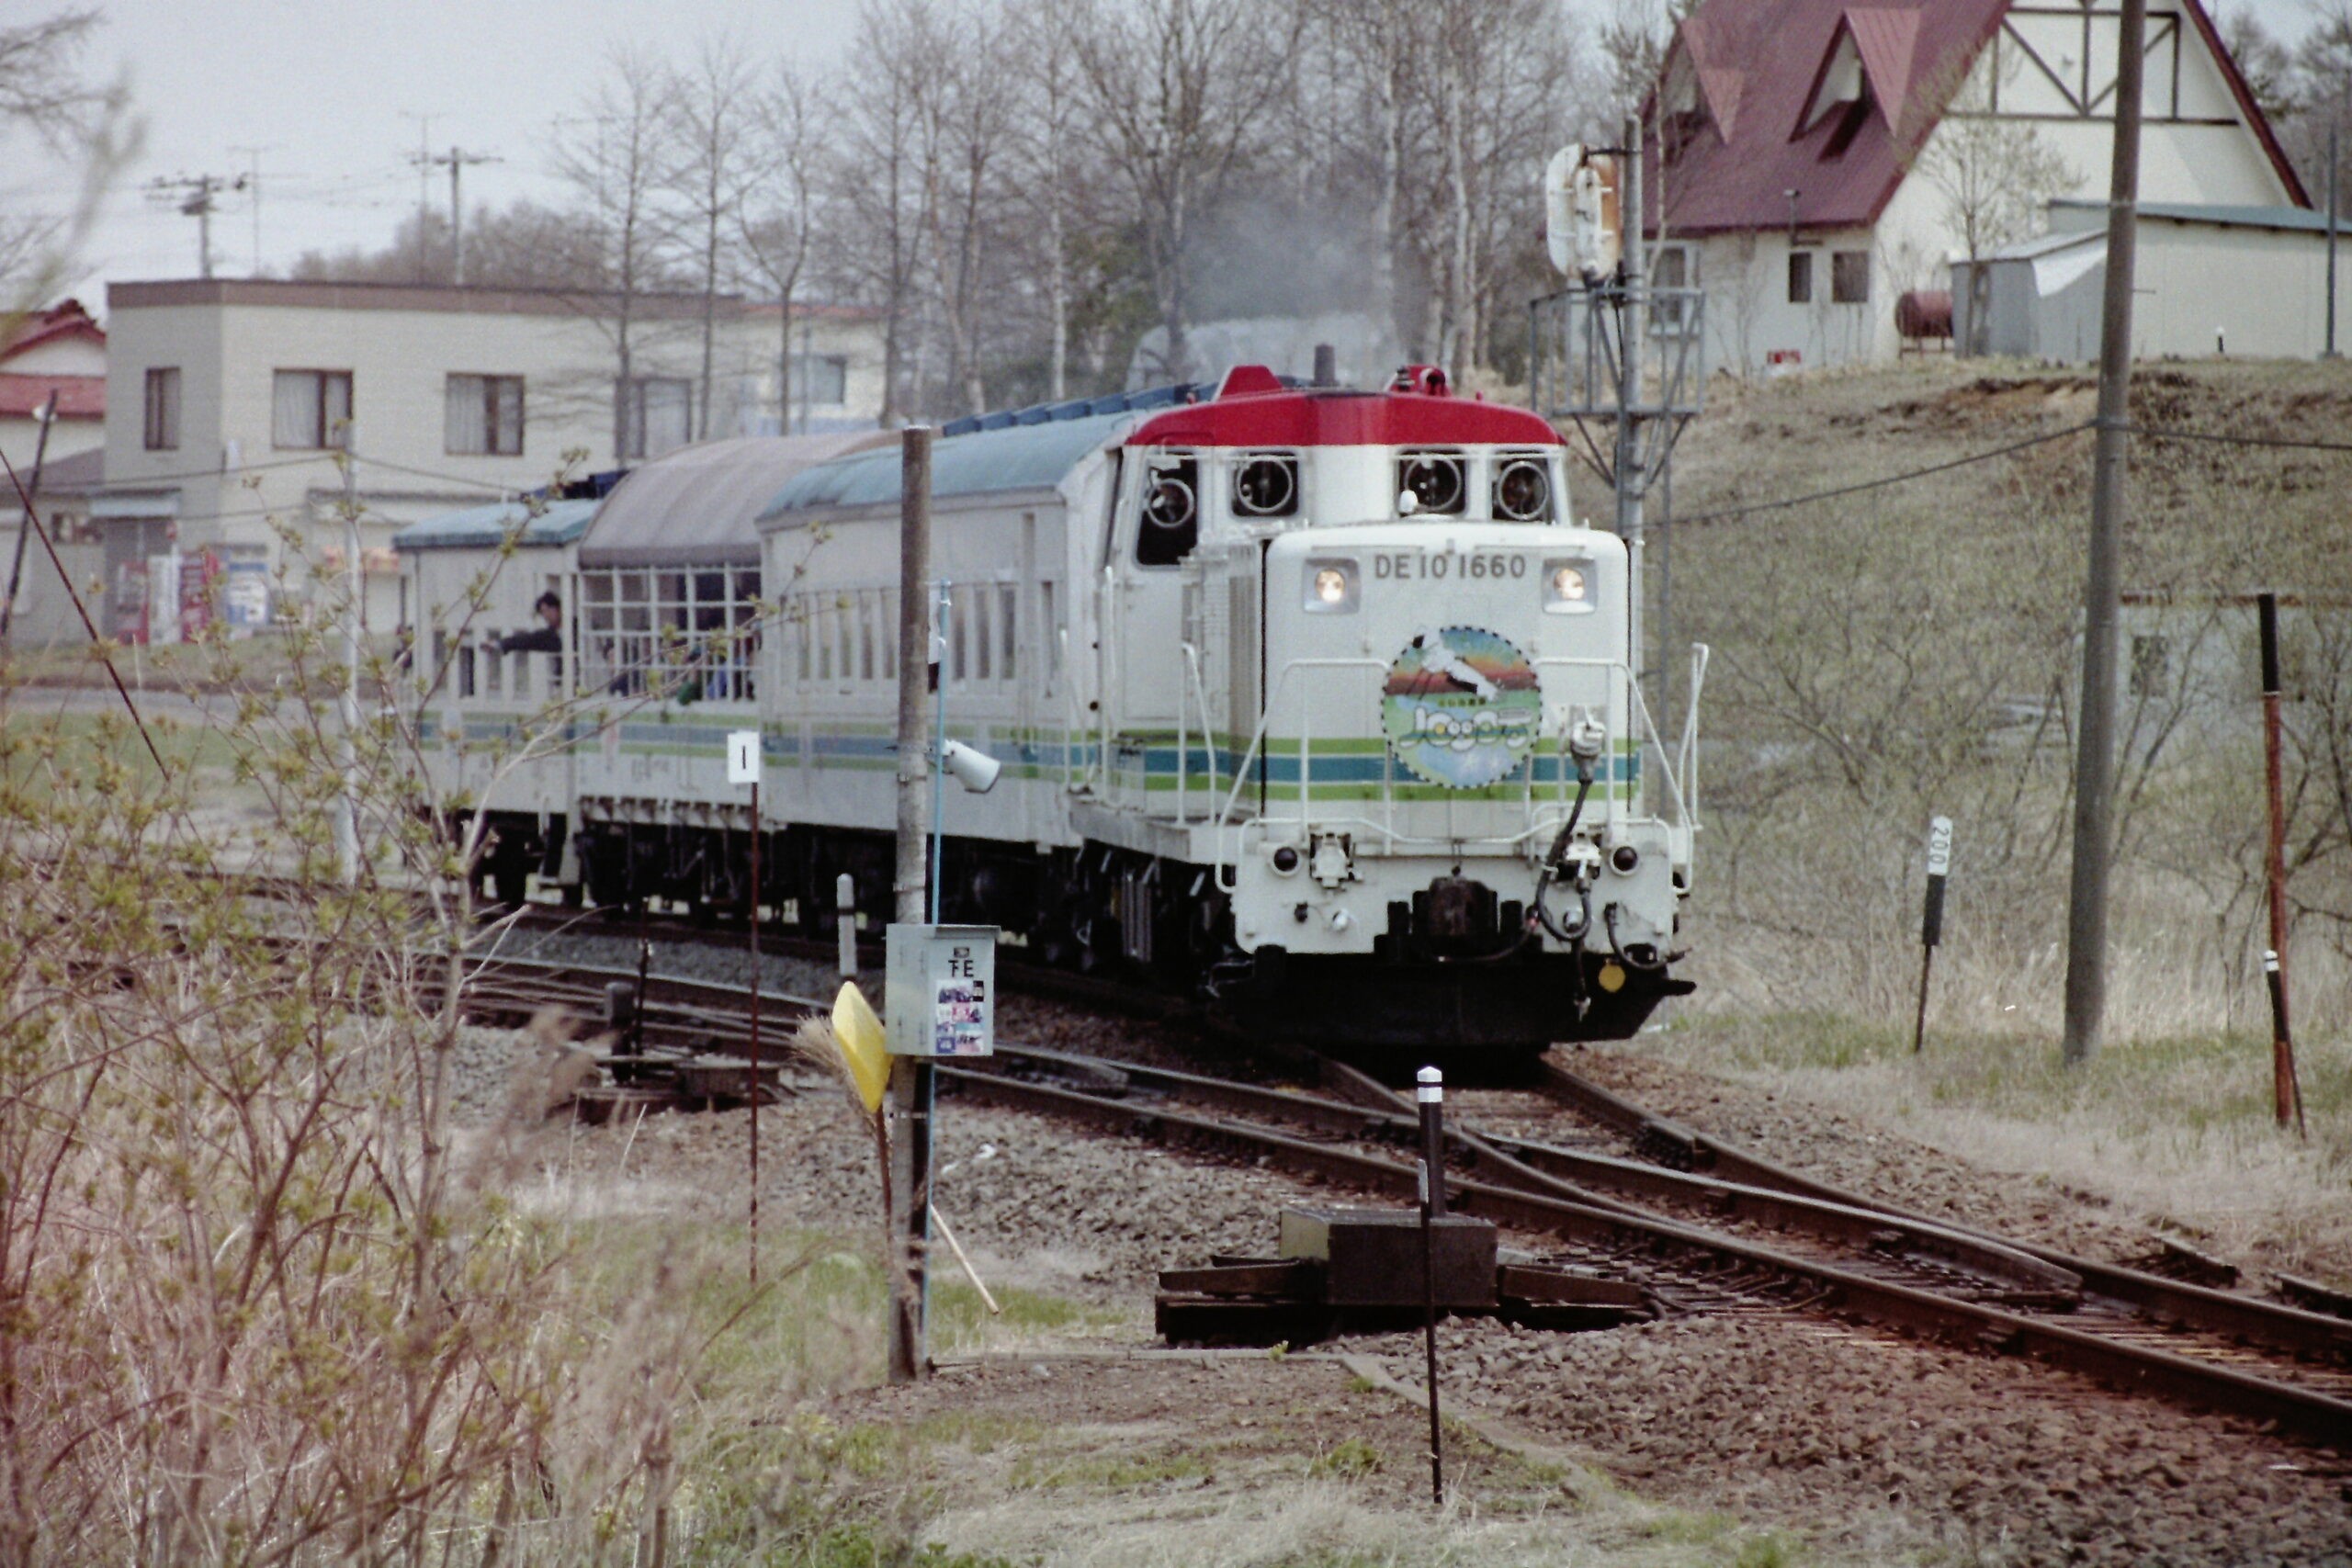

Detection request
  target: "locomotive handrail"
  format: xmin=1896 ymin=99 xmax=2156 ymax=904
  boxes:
xmin=1208 ymin=652 xmax=1693 ymax=890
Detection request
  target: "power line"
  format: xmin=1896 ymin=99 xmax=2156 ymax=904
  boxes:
xmin=1668 ymin=423 xmax=2096 ymax=525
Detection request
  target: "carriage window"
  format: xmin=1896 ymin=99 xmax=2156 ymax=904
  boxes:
xmin=817 ymin=602 xmax=833 ymax=681
xmin=1136 ymin=456 xmax=1199 ymax=567
xmin=950 ymin=586 xmax=970 ymax=682
xmin=836 ymin=597 xmax=854 ymax=684
xmin=795 ymin=599 xmax=812 ymax=683
xmin=1041 ymin=581 xmax=1058 ymax=686
xmin=973 ymin=585 xmax=993 ymax=681
xmin=1000 ymin=584 xmax=1017 ymax=679
xmin=880 ymin=590 xmax=897 ymax=680
xmin=858 ymin=592 xmax=875 ymax=682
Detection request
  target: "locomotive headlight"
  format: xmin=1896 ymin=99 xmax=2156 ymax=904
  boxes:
xmin=1544 ymin=558 xmax=1594 ymax=613
xmin=1303 ymin=558 xmax=1359 ymax=614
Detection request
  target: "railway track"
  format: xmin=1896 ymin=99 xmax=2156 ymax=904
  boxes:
xmin=449 ymin=953 xmax=2352 ymax=1451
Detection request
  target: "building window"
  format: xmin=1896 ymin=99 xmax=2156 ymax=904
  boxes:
xmin=619 ymin=377 xmax=692 ymax=459
xmin=142 ymin=367 xmax=181 ymax=450
xmin=1651 ymin=245 xmax=1697 ymax=335
xmin=446 ymin=374 xmax=525 ymax=456
xmin=1787 ymin=252 xmax=1813 ymax=304
xmin=787 ymin=355 xmax=849 ymax=409
xmin=272 ymin=369 xmax=352 ymax=449
xmin=1831 ymin=250 xmax=1871 ymax=305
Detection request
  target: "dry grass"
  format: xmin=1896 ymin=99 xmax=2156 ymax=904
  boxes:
xmin=1649 ymin=1007 xmax=2352 ymax=1284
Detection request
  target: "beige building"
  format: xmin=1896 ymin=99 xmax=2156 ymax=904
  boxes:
xmin=96 ymin=280 xmax=885 ymax=639
xmin=1648 ymin=0 xmax=2310 ymax=375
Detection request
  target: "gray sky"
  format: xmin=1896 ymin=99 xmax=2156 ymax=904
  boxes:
xmin=10 ymin=0 xmax=2333 ymax=311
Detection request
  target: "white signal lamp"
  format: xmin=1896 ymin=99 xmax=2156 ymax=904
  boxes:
xmin=940 ymin=739 xmax=1001 ymax=794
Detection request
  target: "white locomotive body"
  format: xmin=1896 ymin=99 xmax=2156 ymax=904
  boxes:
xmin=403 ymin=367 xmax=1698 ymax=1050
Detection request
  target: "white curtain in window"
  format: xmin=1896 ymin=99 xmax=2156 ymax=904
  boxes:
xmin=447 ymin=375 xmax=487 ymax=455
xmin=273 ymin=371 xmax=316 ymax=447
xmin=492 ymin=377 xmax=524 ymax=454
xmin=322 ymin=373 xmax=350 ymax=447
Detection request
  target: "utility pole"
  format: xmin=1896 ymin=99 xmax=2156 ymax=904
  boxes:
xmin=414 ymin=146 xmax=500 ymax=285
xmin=147 ymin=174 xmax=246 ymax=279
xmin=2060 ymin=0 xmax=2148 ymax=1066
xmin=0 ymin=391 xmax=60 ymax=652
xmin=401 ymin=112 xmax=438 ymax=282
xmin=888 ymin=425 xmax=934 ymax=1384
xmin=2326 ymin=102 xmax=2340 ymax=361
xmin=337 ymin=430 xmax=362 ymax=885
xmin=226 ymin=145 xmax=271 ymax=273
xmin=1616 ymin=115 xmax=1645 ymax=673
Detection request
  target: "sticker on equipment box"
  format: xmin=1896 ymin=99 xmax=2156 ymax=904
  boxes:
xmin=885 ymin=924 xmax=996 ymax=1057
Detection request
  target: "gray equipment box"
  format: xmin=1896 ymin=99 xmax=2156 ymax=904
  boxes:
xmin=1278 ymin=1206 xmax=1498 ymax=1309
xmin=885 ymin=923 xmax=997 ymax=1057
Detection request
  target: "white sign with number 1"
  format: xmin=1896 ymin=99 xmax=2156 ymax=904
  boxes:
xmin=728 ymin=730 xmax=761 ymax=785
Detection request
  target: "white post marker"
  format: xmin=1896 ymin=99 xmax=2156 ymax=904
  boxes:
xmin=1415 ymin=1065 xmax=1446 ymax=1506
xmin=1915 ymin=816 xmax=1952 ymax=1054
xmin=729 ymin=728 xmax=763 ymax=1280
xmin=727 ymin=729 xmax=761 ymax=786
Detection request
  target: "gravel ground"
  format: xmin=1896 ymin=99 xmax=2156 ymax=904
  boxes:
xmin=1342 ymin=1313 xmax=2352 ymax=1566
xmin=449 ymin=933 xmax=2352 ymax=1562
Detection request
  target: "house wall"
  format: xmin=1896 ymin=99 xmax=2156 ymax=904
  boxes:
xmin=737 ymin=310 xmax=889 ymax=434
xmin=1955 ymin=219 xmax=2352 ymax=362
xmin=100 ymin=283 xmax=776 ymax=632
xmin=1690 ymin=7 xmax=2303 ymax=378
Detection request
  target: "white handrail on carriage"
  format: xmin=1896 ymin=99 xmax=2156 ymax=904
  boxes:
xmin=1679 ymin=642 xmax=1711 ymax=822
xmin=1173 ymin=641 xmax=1220 ymax=826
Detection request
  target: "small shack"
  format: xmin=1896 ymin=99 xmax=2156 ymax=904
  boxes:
xmin=1952 ymin=201 xmax=2352 ymax=362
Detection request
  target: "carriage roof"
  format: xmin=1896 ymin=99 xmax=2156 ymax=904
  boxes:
xmin=582 ymin=431 xmax=892 ymax=567
xmin=392 ymin=497 xmax=601 ymax=552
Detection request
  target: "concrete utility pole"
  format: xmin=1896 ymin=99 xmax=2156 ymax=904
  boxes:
xmin=1616 ymin=114 xmax=1646 ymax=678
xmin=888 ymin=425 xmax=934 ymax=1384
xmin=415 ymin=146 xmax=501 ymax=285
xmin=0 ymin=390 xmax=60 ymax=651
xmin=148 ymin=174 xmax=245 ymax=280
xmin=2327 ymin=109 xmax=2340 ymax=360
xmin=2060 ymin=0 xmax=2148 ymax=1066
xmin=338 ymin=434 xmax=363 ymax=885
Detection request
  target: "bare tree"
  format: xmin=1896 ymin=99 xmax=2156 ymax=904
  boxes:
xmin=1916 ymin=46 xmax=2077 ymax=354
xmin=916 ymin=0 xmax=1018 ymax=416
xmin=1003 ymin=0 xmax=1096 ymax=400
xmin=830 ymin=0 xmax=942 ymax=423
xmin=740 ymin=62 xmax=823 ymax=434
xmin=0 ymin=9 xmax=138 ymax=312
xmin=550 ymin=49 xmax=681 ymax=463
xmin=1070 ymin=0 xmax=1299 ymax=383
xmin=669 ymin=36 xmax=763 ymax=440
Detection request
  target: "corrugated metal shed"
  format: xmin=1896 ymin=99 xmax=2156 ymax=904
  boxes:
xmin=760 ymin=410 xmax=1136 ymax=525
xmin=392 ymin=497 xmax=600 ymax=552
xmin=581 ymin=432 xmax=892 ymax=566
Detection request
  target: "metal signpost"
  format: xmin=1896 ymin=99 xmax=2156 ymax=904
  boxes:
xmin=729 ymin=728 xmax=764 ymax=1280
xmin=1915 ymin=816 xmax=1952 ymax=1055
xmin=886 ymin=922 xmax=996 ymax=1376
xmin=1415 ymin=1066 xmax=1447 ymax=1506
xmin=2256 ymin=595 xmax=2305 ymax=1134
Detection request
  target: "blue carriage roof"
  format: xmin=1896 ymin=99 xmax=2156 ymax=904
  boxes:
xmin=758 ymin=408 xmax=1138 ymax=521
xmin=392 ymin=496 xmax=601 ymax=552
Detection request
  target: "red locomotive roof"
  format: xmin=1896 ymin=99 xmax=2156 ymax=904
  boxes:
xmin=1126 ymin=388 xmax=1562 ymax=450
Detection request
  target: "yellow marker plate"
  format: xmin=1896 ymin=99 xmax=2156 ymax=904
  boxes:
xmin=1597 ymin=961 xmax=1626 ymax=994
xmin=832 ymin=981 xmax=889 ymax=1114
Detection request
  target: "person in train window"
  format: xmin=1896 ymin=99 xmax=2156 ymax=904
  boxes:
xmin=489 ymin=591 xmax=564 ymax=653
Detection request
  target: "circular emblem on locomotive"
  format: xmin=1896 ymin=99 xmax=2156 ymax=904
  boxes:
xmin=1380 ymin=626 xmax=1544 ymax=789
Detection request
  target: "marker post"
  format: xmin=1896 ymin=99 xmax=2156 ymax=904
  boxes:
xmin=728 ymin=728 xmax=763 ymax=1281
xmin=1915 ymin=817 xmax=1952 ymax=1055
xmin=1416 ymin=1066 xmax=1446 ymax=1506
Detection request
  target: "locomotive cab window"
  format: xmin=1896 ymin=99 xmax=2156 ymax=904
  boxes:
xmin=1136 ymin=454 xmax=1199 ymax=567
xmin=1230 ymin=451 xmax=1299 ymax=518
xmin=1397 ymin=451 xmax=1466 ymax=515
xmin=1491 ymin=453 xmax=1555 ymax=522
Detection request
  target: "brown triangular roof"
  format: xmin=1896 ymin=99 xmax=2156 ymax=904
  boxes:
xmin=1646 ymin=0 xmax=2308 ymax=236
